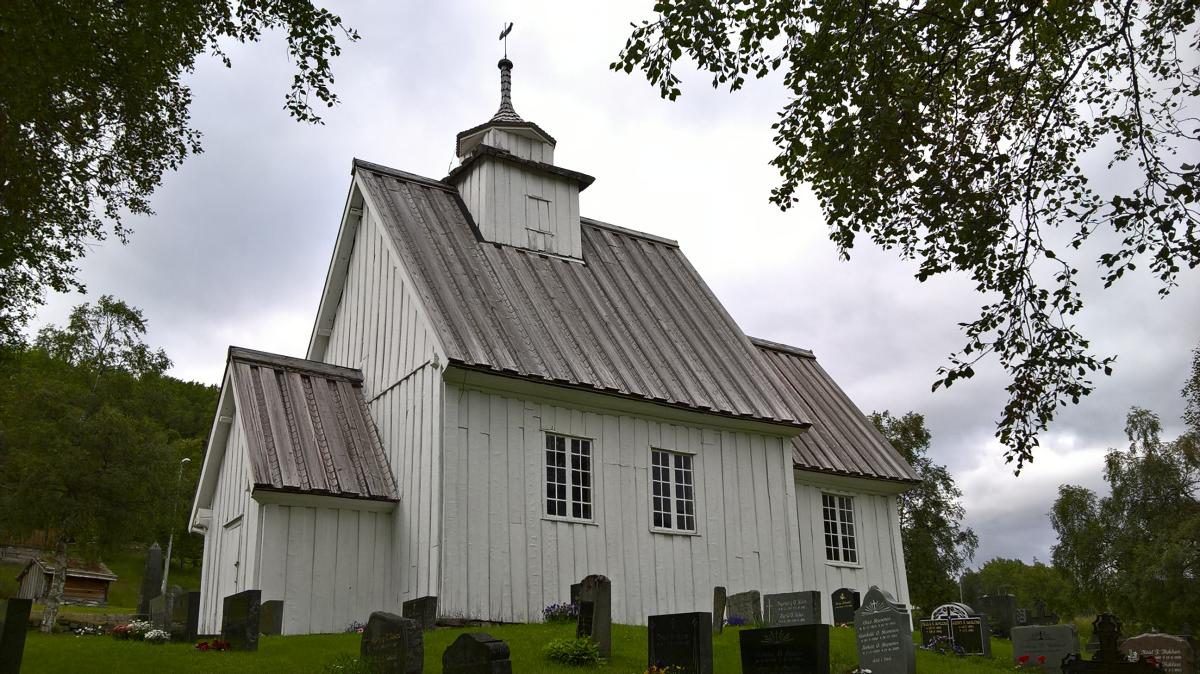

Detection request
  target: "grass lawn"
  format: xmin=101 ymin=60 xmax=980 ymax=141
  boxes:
xmin=21 ymin=621 xmax=1028 ymax=674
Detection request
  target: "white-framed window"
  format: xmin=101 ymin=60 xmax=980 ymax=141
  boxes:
xmin=822 ymin=493 xmax=858 ymax=563
xmin=545 ymin=433 xmax=592 ymax=521
xmin=651 ymin=449 xmax=696 ymax=533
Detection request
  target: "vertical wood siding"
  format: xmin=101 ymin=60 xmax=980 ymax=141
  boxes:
xmin=481 ymin=128 xmax=554 ymax=163
xmin=439 ymin=383 xmax=805 ymax=626
xmin=255 ymin=503 xmax=394 ymax=634
xmin=198 ymin=414 xmax=258 ymax=634
xmin=322 ymin=207 xmax=444 ymax=604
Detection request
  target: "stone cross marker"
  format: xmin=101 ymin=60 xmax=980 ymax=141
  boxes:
xmin=576 ymin=575 xmax=612 ymax=658
xmin=361 ymin=612 xmax=423 ymax=674
xmin=854 ymin=586 xmax=915 ymax=674
xmin=831 ymin=588 xmax=860 ymax=626
xmin=137 ymin=542 xmax=163 ymax=617
xmin=648 ymin=612 xmax=713 ymax=674
xmin=763 ymin=591 xmax=821 ymax=627
xmin=403 ymin=596 xmax=438 ymax=631
xmin=739 ymin=624 xmax=830 ymax=674
xmin=712 ymin=586 xmax=726 ymax=635
xmin=1 ymin=597 xmax=32 ymax=674
xmin=259 ymin=600 xmax=284 ymax=636
xmin=1012 ymin=624 xmax=1080 ymax=672
xmin=1122 ymin=632 xmax=1196 ymax=674
xmin=221 ymin=589 xmax=262 ymax=652
xmin=726 ymin=590 xmax=763 ymax=625
xmin=1064 ymin=614 xmax=1161 ymax=674
xmin=442 ymin=632 xmax=512 ymax=674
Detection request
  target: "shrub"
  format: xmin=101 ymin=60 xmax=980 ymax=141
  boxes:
xmin=542 ymin=636 xmax=601 ymax=666
xmin=542 ymin=602 xmax=579 ymax=623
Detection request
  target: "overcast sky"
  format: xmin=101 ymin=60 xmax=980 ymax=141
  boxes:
xmin=30 ymin=1 xmax=1200 ymax=570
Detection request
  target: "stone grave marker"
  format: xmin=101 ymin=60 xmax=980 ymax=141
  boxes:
xmin=183 ymin=591 xmax=201 ymax=642
xmin=1012 ymin=624 xmax=1081 ymax=673
xmin=1028 ymin=599 xmax=1060 ymax=626
xmin=739 ymin=624 xmax=830 ymax=674
xmin=831 ymin=588 xmax=860 ymax=626
xmin=259 ymin=600 xmax=284 ymax=636
xmin=167 ymin=588 xmax=197 ymax=641
xmin=712 ymin=586 xmax=726 ymax=635
xmin=443 ymin=632 xmax=512 ymax=674
xmin=137 ymin=542 xmax=163 ymax=617
xmin=570 ymin=583 xmax=582 ymax=606
xmin=647 ymin=612 xmax=713 ymax=674
xmin=1 ymin=597 xmax=32 ymax=674
xmin=149 ymin=594 xmax=169 ymax=630
xmin=221 ymin=589 xmax=261 ymax=652
xmin=726 ymin=590 xmax=762 ymax=625
xmin=403 ymin=596 xmax=438 ymax=631
xmin=921 ymin=603 xmax=990 ymax=656
xmin=1122 ymin=632 xmax=1196 ymax=674
xmin=763 ymin=591 xmax=821 ymax=627
xmin=950 ymin=616 xmax=992 ymax=657
xmin=1063 ymin=614 xmax=1161 ymax=674
xmin=576 ymin=575 xmax=612 ymax=658
xmin=854 ymin=586 xmax=916 ymax=674
xmin=361 ymin=612 xmax=423 ymax=674
xmin=976 ymin=594 xmax=1018 ymax=637
xmin=920 ymin=618 xmax=952 ymax=648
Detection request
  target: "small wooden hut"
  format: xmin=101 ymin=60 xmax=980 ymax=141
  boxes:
xmin=15 ymin=558 xmax=118 ymax=606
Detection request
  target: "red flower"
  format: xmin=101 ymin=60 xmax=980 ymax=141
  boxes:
xmin=1018 ymin=655 xmax=1030 ymax=664
xmin=1038 ymin=656 xmax=1046 ymax=664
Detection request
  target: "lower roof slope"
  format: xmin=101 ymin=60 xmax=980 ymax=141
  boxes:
xmin=228 ymin=347 xmax=397 ymax=502
xmin=752 ymin=338 xmax=920 ymax=483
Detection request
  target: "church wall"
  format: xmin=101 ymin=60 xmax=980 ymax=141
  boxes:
xmin=321 ymin=204 xmax=445 ymax=605
xmin=439 ymin=382 xmax=806 ymax=626
xmin=455 ymin=155 xmax=582 ymax=258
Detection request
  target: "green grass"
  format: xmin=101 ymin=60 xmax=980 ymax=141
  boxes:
xmin=0 ymin=561 xmax=23 ymax=597
xmin=21 ymin=621 xmax=1030 ymax=674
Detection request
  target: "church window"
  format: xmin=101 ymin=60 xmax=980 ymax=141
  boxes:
xmin=651 ymin=449 xmax=696 ymax=533
xmin=545 ymin=433 xmax=592 ymax=520
xmin=822 ymin=493 xmax=858 ymax=563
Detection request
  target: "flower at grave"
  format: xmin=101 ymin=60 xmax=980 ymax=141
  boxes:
xmin=343 ymin=620 xmax=366 ymax=633
xmin=144 ymin=629 xmax=170 ymax=644
xmin=725 ymin=615 xmax=749 ymax=627
xmin=196 ymin=641 xmax=210 ymax=651
xmin=111 ymin=624 xmax=131 ymax=640
xmin=1038 ymin=655 xmax=1046 ymax=665
xmin=542 ymin=602 xmax=579 ymax=623
xmin=1018 ymin=655 xmax=1030 ymax=664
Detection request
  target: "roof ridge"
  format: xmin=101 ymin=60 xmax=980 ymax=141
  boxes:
xmin=581 ymin=217 xmax=679 ymax=248
xmin=351 ymin=158 xmax=456 ymax=193
xmin=229 ymin=346 xmax=364 ymax=381
xmin=749 ymin=336 xmax=816 ymax=359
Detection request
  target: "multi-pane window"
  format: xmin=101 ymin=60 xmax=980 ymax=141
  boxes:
xmin=545 ymin=434 xmax=592 ymax=520
xmin=651 ymin=449 xmax=696 ymax=532
xmin=822 ymin=493 xmax=858 ymax=563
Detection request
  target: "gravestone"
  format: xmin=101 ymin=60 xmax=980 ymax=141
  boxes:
xmin=1 ymin=598 xmax=32 ymax=674
xmin=976 ymin=594 xmax=1018 ymax=637
xmin=712 ymin=587 xmax=726 ymax=635
xmin=1122 ymin=633 xmax=1196 ymax=674
xmin=922 ymin=603 xmax=991 ymax=656
xmin=149 ymin=594 xmax=169 ymax=630
xmin=403 ymin=596 xmax=438 ymax=631
xmin=740 ymin=624 xmax=830 ymax=674
xmin=442 ymin=632 xmax=512 ymax=674
xmin=167 ymin=588 xmax=195 ymax=641
xmin=570 ymin=583 xmax=582 ymax=606
xmin=950 ymin=616 xmax=992 ymax=657
xmin=648 ymin=612 xmax=713 ymax=674
xmin=361 ymin=612 xmax=423 ymax=674
xmin=221 ymin=589 xmax=261 ymax=652
xmin=576 ymin=575 xmax=612 ymax=658
xmin=1063 ymin=614 xmax=1161 ymax=674
xmin=137 ymin=542 xmax=164 ymax=617
xmin=259 ymin=600 xmax=284 ymax=636
xmin=726 ymin=590 xmax=763 ymax=625
xmin=854 ymin=586 xmax=916 ymax=674
xmin=1012 ymin=624 xmax=1081 ymax=673
xmin=1028 ymin=599 xmax=1060 ymax=626
xmin=763 ymin=591 xmax=821 ymax=627
xmin=831 ymin=588 xmax=860 ymax=626
xmin=183 ymin=591 xmax=201 ymax=642
xmin=920 ymin=618 xmax=953 ymax=647
xmin=1017 ymin=608 xmax=1029 ymax=626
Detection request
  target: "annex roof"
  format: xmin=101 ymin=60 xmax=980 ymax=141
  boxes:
xmin=19 ymin=558 xmax=117 ymax=582
xmin=751 ymin=337 xmax=920 ymax=483
xmin=352 ymin=159 xmax=809 ymax=430
xmin=228 ymin=347 xmax=398 ymax=502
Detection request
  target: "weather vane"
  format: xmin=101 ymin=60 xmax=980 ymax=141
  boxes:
xmin=499 ymin=22 xmax=513 ymax=58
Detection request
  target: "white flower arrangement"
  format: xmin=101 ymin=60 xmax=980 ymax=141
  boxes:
xmin=127 ymin=619 xmax=154 ymax=636
xmin=143 ymin=629 xmax=171 ymax=644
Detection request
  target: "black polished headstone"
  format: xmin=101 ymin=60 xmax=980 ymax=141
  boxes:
xmin=920 ymin=618 xmax=952 ymax=647
xmin=1012 ymin=624 xmax=1080 ymax=673
xmin=976 ymin=594 xmax=1018 ymax=637
xmin=0 ymin=598 xmax=31 ymax=674
xmin=854 ymin=586 xmax=916 ymax=674
xmin=576 ymin=575 xmax=612 ymax=658
xmin=712 ymin=587 xmax=726 ymax=635
xmin=137 ymin=542 xmax=163 ymax=617
xmin=403 ymin=596 xmax=438 ymax=631
xmin=443 ymin=632 xmax=512 ymax=674
xmin=570 ymin=583 xmax=582 ymax=606
xmin=950 ymin=615 xmax=992 ymax=656
xmin=831 ymin=588 xmax=860 ymax=626
xmin=259 ymin=600 xmax=284 ymax=636
xmin=1063 ymin=614 xmax=1161 ymax=674
xmin=740 ymin=624 xmax=830 ymax=674
xmin=183 ymin=591 xmax=201 ymax=642
xmin=648 ymin=612 xmax=713 ymax=674
xmin=221 ymin=589 xmax=261 ymax=652
xmin=763 ymin=591 xmax=821 ymax=626
xmin=726 ymin=590 xmax=762 ymax=625
xmin=361 ymin=612 xmax=423 ymax=674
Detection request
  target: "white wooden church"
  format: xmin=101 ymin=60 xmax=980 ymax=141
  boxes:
xmin=189 ymin=57 xmax=919 ymax=635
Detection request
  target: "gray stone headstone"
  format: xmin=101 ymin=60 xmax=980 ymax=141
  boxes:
xmin=740 ymin=624 xmax=830 ymax=674
xmin=259 ymin=600 xmax=284 ymax=636
xmin=0 ymin=598 xmax=32 ymax=674
xmin=1064 ymin=614 xmax=1161 ymax=674
xmin=149 ymin=594 xmax=170 ymax=630
xmin=854 ymin=586 xmax=915 ymax=674
xmin=442 ymin=632 xmax=512 ymax=674
xmin=726 ymin=590 xmax=763 ymax=625
xmin=648 ymin=612 xmax=713 ymax=674
xmin=361 ymin=612 xmax=423 ymax=674
xmin=166 ymin=585 xmax=186 ymax=637
xmin=1122 ymin=633 xmax=1196 ymax=674
xmin=976 ymin=594 xmax=1018 ymax=637
xmin=712 ymin=587 xmax=726 ymax=635
xmin=576 ymin=574 xmax=612 ymax=658
xmin=763 ymin=591 xmax=821 ymax=627
xmin=403 ymin=596 xmax=438 ymax=631
xmin=1012 ymin=624 xmax=1081 ymax=673
xmin=831 ymin=588 xmax=860 ymax=626
xmin=137 ymin=542 xmax=163 ymax=617
xmin=221 ymin=589 xmax=261 ymax=651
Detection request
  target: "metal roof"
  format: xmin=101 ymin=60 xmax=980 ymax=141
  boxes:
xmin=354 ymin=160 xmax=809 ymax=429
xmin=752 ymin=338 xmax=920 ymax=483
xmin=228 ymin=347 xmax=398 ymax=501
xmin=21 ymin=558 xmax=118 ymax=581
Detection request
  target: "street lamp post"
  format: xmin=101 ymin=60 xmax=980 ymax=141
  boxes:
xmin=161 ymin=457 xmax=191 ymax=596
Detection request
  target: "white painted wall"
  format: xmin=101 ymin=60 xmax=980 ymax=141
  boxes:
xmin=482 ymin=128 xmax=554 ymax=163
xmin=454 ymin=155 xmax=582 ymax=258
xmin=198 ymin=413 xmax=258 ymax=634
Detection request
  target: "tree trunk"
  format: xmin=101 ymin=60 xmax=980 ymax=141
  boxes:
xmin=40 ymin=538 xmax=68 ymax=633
